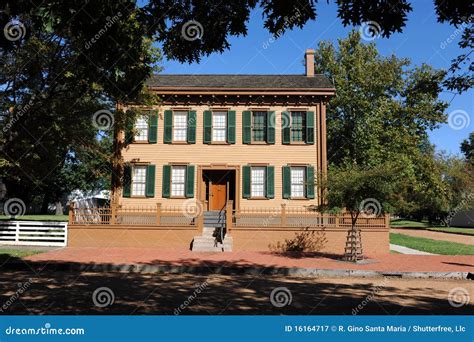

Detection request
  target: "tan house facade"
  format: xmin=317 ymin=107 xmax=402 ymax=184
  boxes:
xmin=68 ymin=50 xmax=390 ymax=255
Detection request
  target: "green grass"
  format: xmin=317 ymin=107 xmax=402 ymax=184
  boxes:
xmin=390 ymin=219 xmax=429 ymax=228
xmin=390 ymin=233 xmax=474 ymax=255
xmin=427 ymin=227 xmax=474 ymax=236
xmin=0 ymin=215 xmax=68 ymax=222
xmin=0 ymin=249 xmax=44 ymax=262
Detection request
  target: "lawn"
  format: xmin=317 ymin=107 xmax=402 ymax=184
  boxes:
xmin=0 ymin=215 xmax=68 ymax=221
xmin=390 ymin=219 xmax=429 ymax=228
xmin=390 ymin=233 xmax=474 ymax=255
xmin=427 ymin=227 xmax=474 ymax=236
xmin=0 ymin=248 xmax=44 ymax=262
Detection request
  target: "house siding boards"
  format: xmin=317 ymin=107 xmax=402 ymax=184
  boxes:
xmin=120 ymin=104 xmax=325 ymax=209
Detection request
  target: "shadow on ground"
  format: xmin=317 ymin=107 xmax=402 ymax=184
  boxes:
xmin=0 ymin=255 xmax=472 ymax=315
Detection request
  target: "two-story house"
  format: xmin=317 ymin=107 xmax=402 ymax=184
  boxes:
xmin=69 ymin=49 xmax=389 ymax=255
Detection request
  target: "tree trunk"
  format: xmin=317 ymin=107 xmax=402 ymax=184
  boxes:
xmin=55 ymin=201 xmax=63 ymax=215
xmin=40 ymin=193 xmax=50 ymax=214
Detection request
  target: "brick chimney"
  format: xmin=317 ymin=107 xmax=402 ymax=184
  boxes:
xmin=305 ymin=49 xmax=315 ymax=77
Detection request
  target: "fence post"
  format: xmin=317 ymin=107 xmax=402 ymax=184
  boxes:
xmin=226 ymin=200 xmax=233 ymax=233
xmin=156 ymin=202 xmax=161 ymax=225
xmin=385 ymin=213 xmax=390 ymax=229
xmin=281 ymin=204 xmax=287 ymax=226
xmin=68 ymin=202 xmax=75 ymax=224
xmin=15 ymin=222 xmax=19 ymax=243
xmin=335 ymin=213 xmax=339 ymax=228
xmin=110 ymin=202 xmax=117 ymax=224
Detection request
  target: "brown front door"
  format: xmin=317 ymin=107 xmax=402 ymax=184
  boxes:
xmin=210 ymin=181 xmax=227 ymax=210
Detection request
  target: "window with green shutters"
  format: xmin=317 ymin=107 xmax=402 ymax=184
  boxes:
xmin=125 ymin=112 xmax=158 ymax=144
xmin=163 ymin=110 xmax=196 ymax=144
xmin=282 ymin=111 xmax=315 ymax=144
xmin=122 ymin=164 xmax=156 ymax=197
xmin=242 ymin=165 xmax=274 ymax=199
xmin=282 ymin=165 xmax=315 ymax=199
xmin=244 ymin=111 xmax=275 ymax=144
xmin=162 ymin=164 xmax=195 ymax=198
xmin=204 ymin=110 xmax=235 ymax=144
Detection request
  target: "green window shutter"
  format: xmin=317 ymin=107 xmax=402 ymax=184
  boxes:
xmin=163 ymin=110 xmax=172 ymax=143
xmin=203 ymin=110 xmax=212 ymax=144
xmin=187 ymin=110 xmax=196 ymax=144
xmin=242 ymin=110 xmax=251 ymax=144
xmin=148 ymin=114 xmax=158 ymax=143
xmin=267 ymin=111 xmax=275 ymax=144
xmin=162 ymin=165 xmax=171 ymax=198
xmin=124 ymin=116 xmax=134 ymax=144
xmin=306 ymin=165 xmax=315 ymax=199
xmin=227 ymin=110 xmax=236 ymax=144
xmin=185 ymin=165 xmax=195 ymax=198
xmin=122 ymin=165 xmax=131 ymax=197
xmin=266 ymin=166 xmax=275 ymax=199
xmin=282 ymin=166 xmax=291 ymax=199
xmin=242 ymin=166 xmax=251 ymax=199
xmin=306 ymin=111 xmax=315 ymax=144
xmin=145 ymin=164 xmax=156 ymax=197
xmin=282 ymin=111 xmax=291 ymax=144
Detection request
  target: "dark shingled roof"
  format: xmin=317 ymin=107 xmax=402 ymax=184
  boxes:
xmin=146 ymin=74 xmax=334 ymax=89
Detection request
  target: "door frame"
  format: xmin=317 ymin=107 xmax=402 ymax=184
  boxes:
xmin=197 ymin=164 xmax=240 ymax=212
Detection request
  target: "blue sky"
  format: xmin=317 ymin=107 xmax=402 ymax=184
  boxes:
xmin=161 ymin=1 xmax=473 ymax=155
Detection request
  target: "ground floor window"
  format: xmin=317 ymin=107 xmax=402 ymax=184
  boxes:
xmin=290 ymin=167 xmax=305 ymax=198
xmin=132 ymin=165 xmax=147 ymax=196
xmin=171 ymin=165 xmax=187 ymax=197
xmin=250 ymin=167 xmax=266 ymax=197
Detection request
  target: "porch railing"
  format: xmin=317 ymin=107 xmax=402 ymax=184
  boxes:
xmin=69 ymin=202 xmax=389 ymax=231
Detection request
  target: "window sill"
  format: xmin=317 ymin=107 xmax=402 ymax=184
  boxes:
xmin=169 ymin=196 xmax=187 ymax=199
xmin=130 ymin=196 xmax=147 ymax=198
xmin=171 ymin=141 xmax=189 ymax=144
xmin=248 ymin=197 xmax=270 ymax=200
xmin=131 ymin=141 xmax=150 ymax=144
xmin=209 ymin=142 xmax=231 ymax=145
xmin=289 ymin=197 xmax=310 ymax=200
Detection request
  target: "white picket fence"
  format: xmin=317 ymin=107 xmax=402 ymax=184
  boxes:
xmin=0 ymin=221 xmax=68 ymax=247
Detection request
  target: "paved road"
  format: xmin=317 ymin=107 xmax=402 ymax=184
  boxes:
xmin=391 ymin=229 xmax=474 ymax=245
xmin=0 ymin=270 xmax=471 ymax=315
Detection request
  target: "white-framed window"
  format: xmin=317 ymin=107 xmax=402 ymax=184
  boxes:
xmin=132 ymin=165 xmax=147 ymax=196
xmin=212 ymin=111 xmax=227 ymax=142
xmin=134 ymin=116 xmax=148 ymax=141
xmin=251 ymin=167 xmax=266 ymax=198
xmin=291 ymin=167 xmax=305 ymax=198
xmin=173 ymin=111 xmax=188 ymax=141
xmin=171 ymin=165 xmax=186 ymax=197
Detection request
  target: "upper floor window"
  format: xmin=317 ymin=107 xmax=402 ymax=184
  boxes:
xmin=173 ymin=111 xmax=188 ymax=142
xmin=134 ymin=116 xmax=148 ymax=142
xmin=252 ymin=111 xmax=267 ymax=142
xmin=290 ymin=111 xmax=306 ymax=142
xmin=212 ymin=112 xmax=227 ymax=142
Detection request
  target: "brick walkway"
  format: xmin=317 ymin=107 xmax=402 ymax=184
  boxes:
xmin=25 ymin=247 xmax=474 ymax=273
xmin=391 ymin=228 xmax=474 ymax=245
